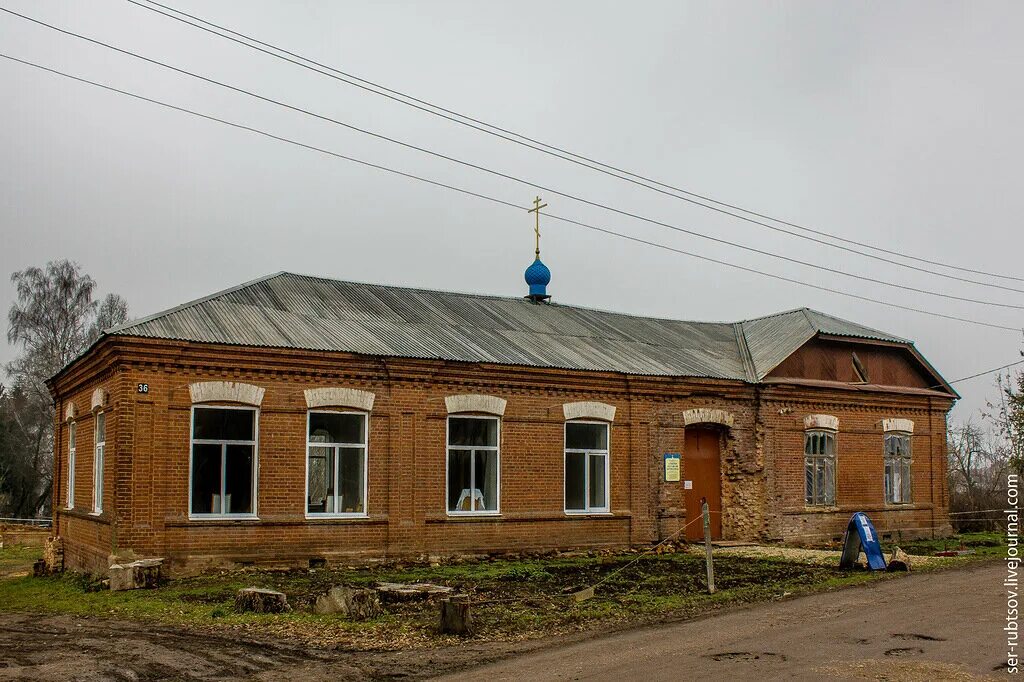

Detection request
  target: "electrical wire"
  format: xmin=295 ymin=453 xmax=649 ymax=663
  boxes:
xmin=944 ymin=359 xmax=1024 ymax=386
xmin=2 ymin=51 xmax=1021 ymax=333
xmin=5 ymin=6 xmax=1024 ymax=311
xmin=124 ymin=0 xmax=1024 ymax=286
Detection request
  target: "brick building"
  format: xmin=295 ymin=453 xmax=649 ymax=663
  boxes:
xmin=47 ymin=270 xmax=956 ymax=574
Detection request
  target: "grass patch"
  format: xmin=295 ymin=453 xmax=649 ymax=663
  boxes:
xmin=888 ymin=531 xmax=1006 ymax=560
xmin=0 ymin=544 xmax=899 ymax=649
xmin=0 ymin=543 xmax=41 ymax=578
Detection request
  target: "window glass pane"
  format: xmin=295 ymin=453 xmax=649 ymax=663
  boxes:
xmin=307 ymin=446 xmax=334 ymax=514
xmin=589 ymin=454 xmax=607 ymax=509
xmin=193 ymin=407 xmax=254 ymax=441
xmin=69 ymin=423 xmax=76 ymax=448
xmin=894 ymin=462 xmax=902 ymax=502
xmin=94 ymin=445 xmax=104 ymax=511
xmin=309 ymin=412 xmax=365 ymax=444
xmin=884 ymin=461 xmax=893 ymax=503
xmin=804 ymin=458 xmax=814 ymax=505
xmin=565 ymin=452 xmax=586 ymax=510
xmin=566 ymin=422 xmax=608 ymax=450
xmin=822 ymin=458 xmax=835 ymax=504
xmin=96 ymin=413 xmax=106 ymax=443
xmin=448 ymin=450 xmax=472 ymax=511
xmin=900 ymin=459 xmax=912 ymax=502
xmin=338 ymin=447 xmax=365 ymax=513
xmin=448 ymin=417 xmax=497 ymax=447
xmin=225 ymin=444 xmax=253 ymax=514
xmin=474 ymin=450 xmax=498 ymax=511
xmin=191 ymin=443 xmax=222 ymax=514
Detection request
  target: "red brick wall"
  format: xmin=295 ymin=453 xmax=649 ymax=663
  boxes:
xmin=50 ymin=338 xmax=954 ymax=574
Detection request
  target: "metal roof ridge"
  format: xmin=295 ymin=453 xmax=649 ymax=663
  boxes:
xmin=733 ymin=322 xmax=758 ymax=383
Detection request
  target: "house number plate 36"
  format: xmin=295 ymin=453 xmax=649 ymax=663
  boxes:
xmin=137 ymin=383 xmax=149 ymax=394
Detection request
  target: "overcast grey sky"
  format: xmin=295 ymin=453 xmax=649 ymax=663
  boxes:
xmin=1 ymin=1 xmax=1022 ymax=421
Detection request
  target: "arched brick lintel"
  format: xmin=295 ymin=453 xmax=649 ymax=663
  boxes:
xmin=189 ymin=381 xmax=265 ymax=407
xmin=445 ymin=394 xmax=507 ymax=416
xmin=682 ymin=407 xmax=735 ymax=428
xmin=804 ymin=414 xmax=839 ymax=431
xmin=563 ymin=401 xmax=616 ymax=422
xmin=304 ymin=387 xmax=375 ymax=412
xmin=90 ymin=388 xmax=108 ymax=413
xmin=882 ymin=418 xmax=914 ymax=434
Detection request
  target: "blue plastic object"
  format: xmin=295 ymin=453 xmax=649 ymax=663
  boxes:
xmin=839 ymin=512 xmax=888 ymax=571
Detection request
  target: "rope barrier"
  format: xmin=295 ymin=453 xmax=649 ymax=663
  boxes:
xmin=581 ymin=514 xmax=707 ymax=596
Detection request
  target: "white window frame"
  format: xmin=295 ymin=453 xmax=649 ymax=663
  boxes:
xmin=67 ymin=421 xmax=76 ymax=509
xmin=92 ymin=412 xmax=105 ymax=514
xmin=804 ymin=429 xmax=837 ymax=507
xmin=884 ymin=431 xmax=913 ymax=505
xmin=304 ymin=409 xmax=369 ymax=519
xmin=445 ymin=414 xmax=501 ymax=516
xmin=564 ymin=420 xmax=611 ymax=514
xmin=188 ymin=404 xmax=259 ymax=520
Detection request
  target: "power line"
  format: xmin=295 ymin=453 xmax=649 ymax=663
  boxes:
xmin=2 ymin=51 xmax=1021 ymax=334
xmin=124 ymin=0 xmax=1024 ymax=286
xmin=5 ymin=7 xmax=1024 ymax=313
xmin=945 ymin=359 xmax=1024 ymax=386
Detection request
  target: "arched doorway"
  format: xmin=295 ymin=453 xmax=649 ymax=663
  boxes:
xmin=683 ymin=427 xmax=723 ymax=541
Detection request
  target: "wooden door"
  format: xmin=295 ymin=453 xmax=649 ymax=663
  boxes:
xmin=683 ymin=428 xmax=722 ymax=541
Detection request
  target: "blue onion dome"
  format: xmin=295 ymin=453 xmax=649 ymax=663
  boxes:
xmin=525 ymin=257 xmax=551 ymax=298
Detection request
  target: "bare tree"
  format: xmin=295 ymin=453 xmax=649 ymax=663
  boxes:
xmin=987 ymin=354 xmax=1024 ymax=478
xmin=88 ymin=293 xmax=129 ymax=344
xmin=1 ymin=260 xmax=128 ymax=518
xmin=947 ymin=421 xmax=1009 ymax=531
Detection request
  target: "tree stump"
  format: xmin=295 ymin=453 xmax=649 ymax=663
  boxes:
xmin=314 ymin=586 xmax=383 ymax=619
xmin=377 ymin=582 xmax=454 ymax=602
xmin=235 ymin=587 xmax=290 ymax=613
xmin=438 ymin=594 xmax=472 ymax=635
xmin=109 ymin=558 xmax=163 ymax=591
xmin=887 ymin=547 xmax=912 ymax=572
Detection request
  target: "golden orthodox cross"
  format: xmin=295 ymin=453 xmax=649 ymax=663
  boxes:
xmin=527 ymin=196 xmax=547 ymax=257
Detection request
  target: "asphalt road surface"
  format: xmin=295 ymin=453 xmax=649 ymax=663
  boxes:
xmin=437 ymin=562 xmax=1011 ymax=681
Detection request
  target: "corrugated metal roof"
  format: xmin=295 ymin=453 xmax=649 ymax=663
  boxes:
xmin=106 ymin=272 xmax=912 ymax=382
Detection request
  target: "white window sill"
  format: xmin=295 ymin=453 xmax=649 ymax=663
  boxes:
xmin=565 ymin=510 xmax=612 ymax=516
xmin=446 ymin=511 xmax=501 ymax=518
xmin=89 ymin=510 xmax=103 ymax=516
xmin=305 ymin=513 xmax=369 ymax=520
xmin=188 ymin=514 xmax=260 ymax=521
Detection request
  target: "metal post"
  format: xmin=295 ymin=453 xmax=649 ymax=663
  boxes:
xmin=702 ymin=497 xmax=715 ymax=594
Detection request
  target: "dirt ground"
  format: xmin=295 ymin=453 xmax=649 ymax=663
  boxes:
xmin=0 ymin=561 xmax=1008 ymax=681
xmin=0 ymin=610 xmax=544 ymax=681
xmin=439 ymin=561 xmax=1011 ymax=681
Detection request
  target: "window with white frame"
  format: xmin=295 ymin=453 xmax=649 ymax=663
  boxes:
xmin=804 ymin=430 xmax=836 ymax=506
xmin=564 ymin=421 xmax=609 ymax=513
xmin=190 ymin=406 xmax=257 ymax=517
xmin=67 ymin=421 xmax=76 ymax=509
xmin=884 ymin=432 xmax=912 ymax=504
xmin=306 ymin=411 xmax=367 ymax=516
xmin=92 ymin=413 xmax=105 ymax=513
xmin=447 ymin=416 xmax=499 ymax=514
